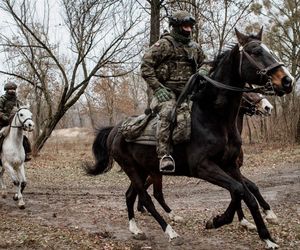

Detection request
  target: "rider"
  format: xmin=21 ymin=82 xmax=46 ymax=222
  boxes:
xmin=0 ymin=82 xmax=32 ymax=161
xmin=141 ymin=10 xmax=205 ymax=172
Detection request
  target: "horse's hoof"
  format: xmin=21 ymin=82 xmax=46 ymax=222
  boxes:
xmin=170 ymin=236 xmax=184 ymax=246
xmin=1 ymin=191 xmax=7 ymax=199
xmin=13 ymin=194 xmax=18 ymax=201
xmin=266 ymin=217 xmax=279 ymax=225
xmin=264 ymin=239 xmax=279 ymax=249
xmin=264 ymin=210 xmax=279 ymax=225
xmin=205 ymin=216 xmax=215 ymax=229
xmin=240 ymin=218 xmax=257 ymax=231
xmin=18 ymin=204 xmax=25 ymax=209
xmin=132 ymin=232 xmax=147 ymax=240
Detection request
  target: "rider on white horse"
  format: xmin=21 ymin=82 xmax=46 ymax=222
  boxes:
xmin=0 ymin=82 xmax=32 ymax=161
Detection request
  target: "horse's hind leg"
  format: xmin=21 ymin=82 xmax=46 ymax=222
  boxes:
xmin=0 ymin=165 xmax=7 ymax=198
xmin=123 ymin=166 xmax=183 ymax=245
xmin=138 ymin=174 xmax=183 ymax=222
xmin=137 ymin=176 xmax=152 ymax=213
xmin=126 ymin=183 xmax=146 ymax=239
xmin=151 ymin=174 xmax=183 ymax=222
xmin=236 ymin=202 xmax=257 ymax=231
xmin=243 ymin=176 xmax=278 ymax=224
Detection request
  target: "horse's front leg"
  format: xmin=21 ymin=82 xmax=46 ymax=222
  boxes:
xmin=0 ymin=165 xmax=7 ymax=198
xmin=3 ymin=161 xmax=19 ymax=187
xmin=15 ymin=163 xmax=26 ymax=209
xmin=196 ymin=160 xmax=278 ymax=249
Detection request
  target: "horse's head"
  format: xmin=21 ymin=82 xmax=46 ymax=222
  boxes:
xmin=12 ymin=106 xmax=35 ymax=132
xmin=256 ymin=94 xmax=273 ymax=116
xmin=235 ymin=28 xmax=294 ymax=96
xmin=241 ymin=92 xmax=273 ymax=116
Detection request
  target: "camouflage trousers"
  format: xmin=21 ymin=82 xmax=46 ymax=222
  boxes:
xmin=150 ymin=92 xmax=176 ymax=158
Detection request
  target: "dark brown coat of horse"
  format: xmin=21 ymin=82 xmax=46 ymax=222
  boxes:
xmin=85 ymin=29 xmax=294 ymax=249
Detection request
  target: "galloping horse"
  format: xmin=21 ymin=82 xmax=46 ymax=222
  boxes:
xmin=85 ymin=29 xmax=294 ymax=249
xmin=0 ymin=106 xmax=34 ymax=209
xmin=136 ymin=92 xmax=276 ymax=230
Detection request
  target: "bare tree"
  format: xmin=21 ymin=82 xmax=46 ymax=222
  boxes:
xmin=0 ymin=0 xmax=144 ymax=154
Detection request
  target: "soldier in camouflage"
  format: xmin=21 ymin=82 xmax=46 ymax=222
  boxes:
xmin=0 ymin=82 xmax=32 ymax=161
xmin=141 ymin=10 xmax=205 ymax=172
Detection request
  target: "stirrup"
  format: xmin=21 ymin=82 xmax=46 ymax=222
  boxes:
xmin=159 ymin=155 xmax=175 ymax=173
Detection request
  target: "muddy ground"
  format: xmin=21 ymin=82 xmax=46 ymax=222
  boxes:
xmin=0 ymin=134 xmax=299 ymax=250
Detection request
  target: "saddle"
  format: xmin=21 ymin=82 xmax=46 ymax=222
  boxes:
xmin=120 ymin=102 xmax=192 ymax=145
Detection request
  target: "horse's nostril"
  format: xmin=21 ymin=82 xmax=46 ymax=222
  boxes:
xmin=265 ymin=106 xmax=270 ymax=112
xmin=282 ymin=76 xmax=292 ymax=89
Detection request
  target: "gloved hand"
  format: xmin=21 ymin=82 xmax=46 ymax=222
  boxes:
xmin=198 ymin=67 xmax=209 ymax=76
xmin=154 ymin=87 xmax=172 ymax=102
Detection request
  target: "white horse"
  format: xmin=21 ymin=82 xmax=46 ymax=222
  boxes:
xmin=0 ymin=106 xmax=34 ymax=209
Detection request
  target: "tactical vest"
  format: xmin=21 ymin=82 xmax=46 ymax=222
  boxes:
xmin=0 ymin=95 xmax=19 ymax=115
xmin=155 ymin=35 xmax=199 ymax=95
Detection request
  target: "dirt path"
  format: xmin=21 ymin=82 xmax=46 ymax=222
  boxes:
xmin=0 ymin=140 xmax=299 ymax=249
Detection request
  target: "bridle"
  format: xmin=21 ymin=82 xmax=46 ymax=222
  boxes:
xmin=10 ymin=107 xmax=33 ymax=130
xmin=240 ymin=95 xmax=264 ymax=116
xmin=238 ymin=40 xmax=284 ymax=89
xmin=198 ymin=40 xmax=285 ymax=94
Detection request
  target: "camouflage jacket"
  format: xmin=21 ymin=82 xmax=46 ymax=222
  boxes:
xmin=0 ymin=94 xmax=22 ymax=127
xmin=141 ymin=34 xmax=205 ymax=96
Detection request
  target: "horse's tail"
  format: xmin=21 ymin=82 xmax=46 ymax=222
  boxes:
xmin=84 ymin=126 xmax=114 ymax=175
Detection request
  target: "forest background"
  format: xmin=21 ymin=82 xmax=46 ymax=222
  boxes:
xmin=0 ymin=0 xmax=299 ymax=155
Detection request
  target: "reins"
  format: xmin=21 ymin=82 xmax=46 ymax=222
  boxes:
xmin=200 ymin=75 xmax=267 ymax=93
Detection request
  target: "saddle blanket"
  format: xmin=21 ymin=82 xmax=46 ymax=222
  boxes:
xmin=120 ymin=102 xmax=192 ymax=146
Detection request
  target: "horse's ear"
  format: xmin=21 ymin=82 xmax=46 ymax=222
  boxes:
xmin=235 ymin=28 xmax=248 ymax=45
xmin=24 ymin=103 xmax=30 ymax=109
xmin=257 ymin=27 xmax=263 ymax=41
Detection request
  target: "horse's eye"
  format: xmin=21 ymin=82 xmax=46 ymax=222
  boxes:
xmin=20 ymin=114 xmax=23 ymax=117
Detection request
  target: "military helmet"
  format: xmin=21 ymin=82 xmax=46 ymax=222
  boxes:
xmin=169 ymin=11 xmax=196 ymax=27
xmin=4 ymin=82 xmax=17 ymax=91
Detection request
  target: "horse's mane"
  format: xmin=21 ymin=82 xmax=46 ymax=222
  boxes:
xmin=209 ymin=33 xmax=259 ymax=75
xmin=209 ymin=44 xmax=236 ymax=75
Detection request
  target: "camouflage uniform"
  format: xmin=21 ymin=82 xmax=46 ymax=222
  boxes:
xmin=141 ymin=11 xmax=205 ymax=171
xmin=0 ymin=83 xmax=32 ymax=161
xmin=0 ymin=90 xmax=22 ymax=127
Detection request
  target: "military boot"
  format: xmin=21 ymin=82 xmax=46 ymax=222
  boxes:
xmin=159 ymin=155 xmax=175 ymax=173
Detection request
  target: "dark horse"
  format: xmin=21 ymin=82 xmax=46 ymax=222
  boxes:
xmin=85 ymin=29 xmax=294 ymax=249
xmin=136 ymin=92 xmax=277 ymax=230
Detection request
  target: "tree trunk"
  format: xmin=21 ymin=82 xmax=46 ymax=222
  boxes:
xmin=146 ymin=0 xmax=161 ymax=108
xmin=32 ymin=110 xmax=66 ymax=155
xmin=149 ymin=0 xmax=161 ymax=46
